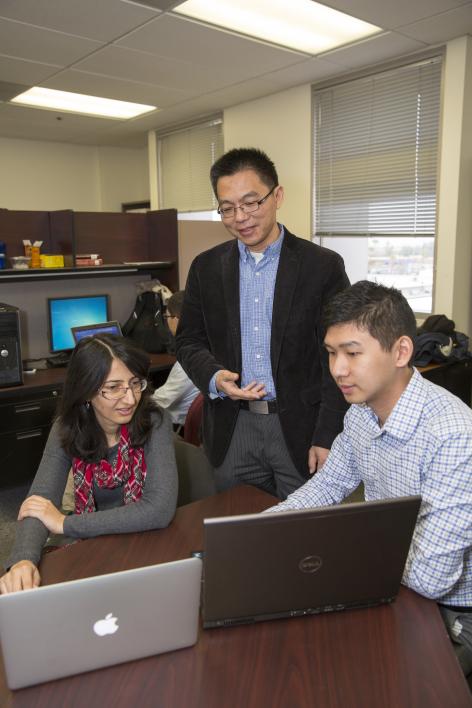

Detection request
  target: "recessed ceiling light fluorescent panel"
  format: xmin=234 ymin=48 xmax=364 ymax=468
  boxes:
xmin=11 ymin=87 xmax=157 ymax=119
xmin=174 ymin=0 xmax=381 ymax=54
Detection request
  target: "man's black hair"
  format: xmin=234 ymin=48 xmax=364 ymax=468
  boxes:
xmin=323 ymin=280 xmax=417 ymax=354
xmin=210 ymin=147 xmax=278 ymax=195
xmin=167 ymin=290 xmax=185 ymax=317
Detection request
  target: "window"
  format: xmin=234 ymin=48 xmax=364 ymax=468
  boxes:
xmin=313 ymin=56 xmax=442 ymax=313
xmin=157 ymin=116 xmax=223 ymax=214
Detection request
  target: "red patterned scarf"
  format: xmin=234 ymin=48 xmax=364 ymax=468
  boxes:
xmin=72 ymin=425 xmax=147 ymax=514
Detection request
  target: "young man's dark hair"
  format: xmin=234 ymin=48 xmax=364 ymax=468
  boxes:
xmin=323 ymin=280 xmax=417 ymax=355
xmin=210 ymin=147 xmax=278 ymax=195
xmin=166 ymin=290 xmax=185 ymax=318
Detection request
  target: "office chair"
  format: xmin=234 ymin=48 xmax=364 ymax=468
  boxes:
xmin=183 ymin=392 xmax=204 ymax=447
xmin=174 ymin=436 xmax=216 ymax=506
xmin=454 ymin=644 xmax=472 ymax=691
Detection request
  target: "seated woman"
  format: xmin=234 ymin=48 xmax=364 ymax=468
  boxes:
xmin=0 ymin=334 xmax=178 ymax=594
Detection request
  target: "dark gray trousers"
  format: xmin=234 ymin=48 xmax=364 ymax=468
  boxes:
xmin=213 ymin=410 xmax=306 ymax=500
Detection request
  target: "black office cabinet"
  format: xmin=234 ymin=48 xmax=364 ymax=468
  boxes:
xmin=0 ymin=387 xmax=60 ymax=487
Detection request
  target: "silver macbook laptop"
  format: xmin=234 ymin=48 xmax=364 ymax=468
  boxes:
xmin=0 ymin=557 xmax=202 ymax=690
xmin=71 ymin=320 xmax=122 ymax=343
xmin=202 ymin=496 xmax=421 ymax=628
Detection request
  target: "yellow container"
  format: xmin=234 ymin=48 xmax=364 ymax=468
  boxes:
xmin=40 ymin=254 xmax=64 ymax=268
xmin=30 ymin=246 xmax=41 ymax=268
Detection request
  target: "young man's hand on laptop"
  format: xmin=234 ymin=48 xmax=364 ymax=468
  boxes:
xmin=0 ymin=560 xmax=40 ymax=594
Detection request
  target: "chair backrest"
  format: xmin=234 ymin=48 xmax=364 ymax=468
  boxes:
xmin=174 ymin=437 xmax=216 ymax=507
xmin=183 ymin=392 xmax=204 ymax=446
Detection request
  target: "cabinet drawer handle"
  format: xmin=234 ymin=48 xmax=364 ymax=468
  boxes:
xmin=16 ymin=429 xmax=43 ymax=440
xmin=15 ymin=404 xmax=42 ymax=414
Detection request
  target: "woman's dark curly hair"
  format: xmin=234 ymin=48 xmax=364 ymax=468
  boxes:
xmin=57 ymin=334 xmax=161 ymax=462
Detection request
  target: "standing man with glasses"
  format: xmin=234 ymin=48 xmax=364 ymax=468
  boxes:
xmin=176 ymin=148 xmax=349 ymax=499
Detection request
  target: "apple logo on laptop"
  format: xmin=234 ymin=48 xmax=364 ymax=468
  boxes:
xmin=93 ymin=613 xmax=119 ymax=636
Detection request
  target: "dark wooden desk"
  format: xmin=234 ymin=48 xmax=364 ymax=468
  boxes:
xmin=0 ymin=486 xmax=470 ymax=708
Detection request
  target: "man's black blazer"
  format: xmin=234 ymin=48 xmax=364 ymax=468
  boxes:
xmin=176 ymin=228 xmax=349 ymax=478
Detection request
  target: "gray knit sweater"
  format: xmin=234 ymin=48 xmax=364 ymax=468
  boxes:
xmin=6 ymin=410 xmax=178 ymax=569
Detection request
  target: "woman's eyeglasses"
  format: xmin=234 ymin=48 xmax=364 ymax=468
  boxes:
xmin=100 ymin=378 xmax=147 ymax=400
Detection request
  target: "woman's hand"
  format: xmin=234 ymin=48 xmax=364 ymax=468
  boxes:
xmin=18 ymin=495 xmax=65 ymax=535
xmin=0 ymin=560 xmax=40 ymax=594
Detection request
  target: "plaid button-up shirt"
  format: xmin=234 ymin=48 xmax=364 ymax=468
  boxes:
xmin=269 ymin=369 xmax=472 ymax=606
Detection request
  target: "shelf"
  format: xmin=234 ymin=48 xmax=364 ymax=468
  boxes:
xmin=0 ymin=261 xmax=174 ymax=283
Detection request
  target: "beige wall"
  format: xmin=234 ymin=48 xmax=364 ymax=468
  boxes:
xmin=0 ymin=137 xmax=100 ymax=211
xmin=435 ymin=36 xmax=472 ymax=335
xmin=0 ymin=137 xmax=149 ymax=212
xmin=178 ymin=220 xmax=228 ymax=286
xmin=97 ymin=145 xmax=149 ymax=212
xmin=224 ymin=84 xmax=312 ymax=240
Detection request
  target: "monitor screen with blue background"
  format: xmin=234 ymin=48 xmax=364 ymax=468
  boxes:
xmin=47 ymin=294 xmax=110 ymax=353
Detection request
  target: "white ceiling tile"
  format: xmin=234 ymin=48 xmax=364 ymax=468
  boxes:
xmin=44 ymin=69 xmax=196 ymax=108
xmin=0 ymin=0 xmax=159 ymax=42
xmin=178 ymin=79 xmax=286 ymax=113
xmin=0 ymin=102 xmax=117 ymax=145
xmin=0 ymin=102 xmax=125 ymax=128
xmin=121 ymin=0 xmax=178 ymax=9
xmin=319 ymin=0 xmax=470 ymax=29
xmin=321 ymin=31 xmax=427 ymax=68
xmin=258 ymin=57 xmax=348 ymax=87
xmin=147 ymin=100 xmax=222 ymax=130
xmin=117 ymin=14 xmax=306 ymax=68
xmin=398 ymin=5 xmax=472 ymax=43
xmin=0 ymin=55 xmax=60 ymax=85
xmin=74 ymin=45 xmax=271 ymax=92
xmin=0 ymin=19 xmax=101 ymax=66
xmin=0 ymin=0 xmax=469 ymax=146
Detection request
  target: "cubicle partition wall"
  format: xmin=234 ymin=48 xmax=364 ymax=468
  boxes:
xmin=0 ymin=208 xmax=179 ymax=359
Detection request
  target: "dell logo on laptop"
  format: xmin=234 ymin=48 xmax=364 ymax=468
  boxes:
xmin=299 ymin=555 xmax=323 ymax=573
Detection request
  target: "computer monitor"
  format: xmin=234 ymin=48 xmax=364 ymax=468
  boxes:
xmin=47 ymin=294 xmax=110 ymax=353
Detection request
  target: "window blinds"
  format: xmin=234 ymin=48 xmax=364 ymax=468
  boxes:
xmin=157 ymin=117 xmax=223 ymax=212
xmin=313 ymin=58 xmax=442 ymax=238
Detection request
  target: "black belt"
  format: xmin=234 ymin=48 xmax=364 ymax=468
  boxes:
xmin=239 ymin=399 xmax=278 ymax=415
xmin=439 ymin=603 xmax=472 ymax=613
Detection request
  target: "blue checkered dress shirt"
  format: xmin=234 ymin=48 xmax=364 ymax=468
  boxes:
xmin=268 ymin=369 xmax=472 ymax=606
xmin=237 ymin=228 xmax=284 ymax=398
xmin=209 ymin=227 xmax=284 ymax=399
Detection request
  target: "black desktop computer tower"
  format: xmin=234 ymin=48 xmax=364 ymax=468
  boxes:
xmin=0 ymin=303 xmax=23 ymax=387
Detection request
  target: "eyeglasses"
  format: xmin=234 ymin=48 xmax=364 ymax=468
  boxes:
xmin=100 ymin=378 xmax=147 ymax=400
xmin=217 ymin=185 xmax=277 ymax=220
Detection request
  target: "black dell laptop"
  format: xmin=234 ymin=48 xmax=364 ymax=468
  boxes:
xmin=202 ymin=495 xmax=421 ymax=628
